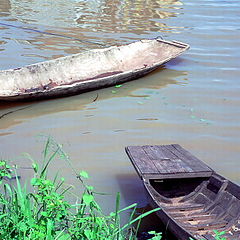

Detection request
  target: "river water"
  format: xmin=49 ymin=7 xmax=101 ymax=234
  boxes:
xmin=0 ymin=0 xmax=239 ymax=213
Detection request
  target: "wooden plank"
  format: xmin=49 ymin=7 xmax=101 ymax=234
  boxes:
xmin=175 ymin=214 xmax=216 ymax=222
xmin=141 ymin=171 xmax=212 ymax=180
xmin=126 ymin=146 xmax=159 ymax=176
xmin=166 ymin=204 xmax=204 ymax=211
xmin=165 ymin=144 xmax=212 ymax=173
xmin=142 ymin=145 xmax=177 ymax=160
xmin=173 ymin=144 xmax=212 ymax=172
xmin=157 ymin=145 xmax=179 ymax=159
xmin=142 ymin=145 xmax=166 ymax=160
xmin=164 ymin=144 xmax=202 ymax=171
xmin=126 ymin=144 xmax=213 ymax=179
xmin=227 ymin=199 xmax=240 ymax=217
xmin=183 ymin=220 xmax=227 ymax=231
xmin=153 ymin=158 xmax=191 ymax=174
xmin=142 ymin=145 xmax=194 ymax=174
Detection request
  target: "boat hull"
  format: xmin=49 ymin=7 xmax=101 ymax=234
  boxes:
xmin=126 ymin=144 xmax=240 ymax=240
xmin=0 ymin=39 xmax=189 ymax=101
xmin=0 ymin=64 xmax=157 ymax=101
xmin=144 ymin=180 xmax=198 ymax=240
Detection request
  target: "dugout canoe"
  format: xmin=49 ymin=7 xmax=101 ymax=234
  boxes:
xmin=0 ymin=39 xmax=189 ymax=101
xmin=126 ymin=144 xmax=240 ymax=240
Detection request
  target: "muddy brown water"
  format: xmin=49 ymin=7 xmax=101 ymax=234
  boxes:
xmin=0 ymin=0 xmax=240 ymax=229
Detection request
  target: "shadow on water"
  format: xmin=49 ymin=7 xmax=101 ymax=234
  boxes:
xmin=0 ymin=66 xmax=188 ymax=131
xmin=136 ymin=206 xmax=178 ymax=240
xmin=116 ymin=173 xmax=178 ymax=240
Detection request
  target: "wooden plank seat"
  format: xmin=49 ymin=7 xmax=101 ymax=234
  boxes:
xmin=182 ymin=220 xmax=228 ymax=231
xmin=170 ymin=211 xmax=206 ymax=218
xmin=175 ymin=214 xmax=217 ymax=222
xmin=165 ymin=204 xmax=205 ymax=212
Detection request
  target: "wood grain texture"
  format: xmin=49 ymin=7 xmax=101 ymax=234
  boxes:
xmin=126 ymin=146 xmax=159 ymax=176
xmin=127 ymin=144 xmax=212 ymax=178
xmin=0 ymin=39 xmax=189 ymax=101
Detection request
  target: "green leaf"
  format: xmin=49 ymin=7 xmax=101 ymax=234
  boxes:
xmin=32 ymin=163 xmax=38 ymax=173
xmin=218 ymin=231 xmax=226 ymax=236
xmin=84 ymin=229 xmax=93 ymax=239
xmin=115 ymin=84 xmax=122 ymax=88
xmin=109 ymin=212 xmax=115 ymax=217
xmin=83 ymin=194 xmax=94 ymax=205
xmin=119 ymin=208 xmax=160 ymax=233
xmin=86 ymin=185 xmax=94 ymax=191
xmin=55 ymin=231 xmax=71 ymax=240
xmin=0 ymin=161 xmax=5 ymax=167
xmin=31 ymin=178 xmax=39 ymax=186
xmin=79 ymin=171 xmax=89 ymax=179
xmin=5 ymin=164 xmax=11 ymax=169
xmin=18 ymin=222 xmax=28 ymax=232
xmin=41 ymin=211 xmax=48 ymax=217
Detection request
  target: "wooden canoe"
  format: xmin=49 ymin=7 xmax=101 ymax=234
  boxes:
xmin=126 ymin=144 xmax=240 ymax=240
xmin=0 ymin=39 xmax=189 ymax=101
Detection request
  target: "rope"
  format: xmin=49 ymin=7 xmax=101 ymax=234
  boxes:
xmin=0 ymin=22 xmax=107 ymax=47
xmin=154 ymin=35 xmax=163 ymax=40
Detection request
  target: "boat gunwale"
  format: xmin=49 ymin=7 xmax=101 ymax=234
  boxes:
xmin=144 ymin=174 xmax=240 ymax=240
xmin=143 ymin=177 xmax=210 ymax=240
xmin=144 ymin=178 xmax=199 ymax=240
xmin=0 ymin=38 xmax=189 ymax=100
xmin=126 ymin=144 xmax=240 ymax=240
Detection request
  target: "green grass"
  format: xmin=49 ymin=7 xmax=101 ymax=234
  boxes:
xmin=0 ymin=138 xmax=160 ymax=240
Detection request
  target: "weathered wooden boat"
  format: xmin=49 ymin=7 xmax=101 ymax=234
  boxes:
xmin=0 ymin=39 xmax=189 ymax=101
xmin=126 ymin=144 xmax=240 ymax=240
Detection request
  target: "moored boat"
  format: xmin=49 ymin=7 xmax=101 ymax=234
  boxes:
xmin=126 ymin=144 xmax=240 ymax=240
xmin=0 ymin=39 xmax=189 ymax=101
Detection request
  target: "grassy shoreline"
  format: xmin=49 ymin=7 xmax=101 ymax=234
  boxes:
xmin=0 ymin=138 xmax=226 ymax=240
xmin=0 ymin=138 xmax=160 ymax=240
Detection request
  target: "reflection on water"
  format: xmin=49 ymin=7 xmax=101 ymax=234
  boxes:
xmin=75 ymin=0 xmax=182 ymax=34
xmin=9 ymin=0 xmax=182 ymax=29
xmin=0 ymin=0 xmax=11 ymax=17
xmin=0 ymin=0 xmax=184 ymax=70
xmin=0 ymin=67 xmax=184 ymax=131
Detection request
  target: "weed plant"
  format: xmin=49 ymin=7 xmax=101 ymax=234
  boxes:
xmin=0 ymin=138 xmax=159 ymax=240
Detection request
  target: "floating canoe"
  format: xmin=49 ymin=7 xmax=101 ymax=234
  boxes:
xmin=126 ymin=144 xmax=240 ymax=240
xmin=0 ymin=39 xmax=189 ymax=101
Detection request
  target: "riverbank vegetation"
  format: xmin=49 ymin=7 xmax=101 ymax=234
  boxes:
xmin=0 ymin=138 xmax=226 ymax=240
xmin=0 ymin=138 xmax=160 ymax=240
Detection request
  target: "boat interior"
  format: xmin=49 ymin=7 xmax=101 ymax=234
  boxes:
xmin=0 ymin=39 xmax=188 ymax=98
xmin=149 ymin=174 xmax=240 ymax=239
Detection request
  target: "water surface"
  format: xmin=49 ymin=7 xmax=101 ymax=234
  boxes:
xmin=0 ymin=0 xmax=240 ymax=212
